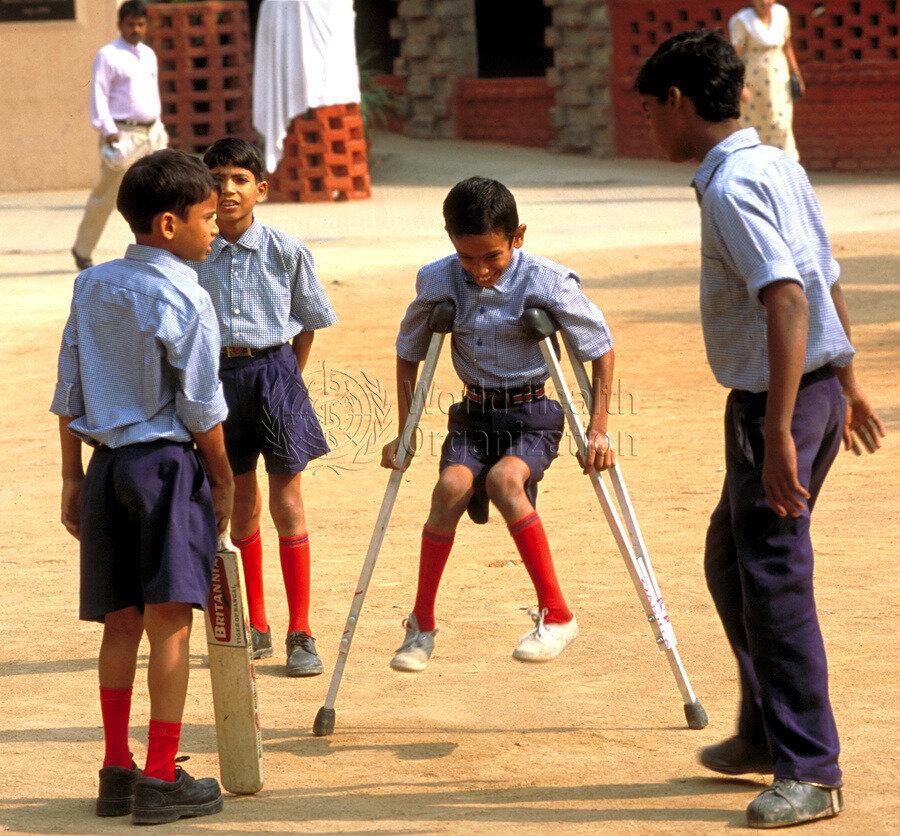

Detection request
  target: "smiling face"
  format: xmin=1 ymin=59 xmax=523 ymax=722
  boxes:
xmin=118 ymin=14 xmax=148 ymax=46
xmin=168 ymin=193 xmax=219 ymax=261
xmin=448 ymin=225 xmax=526 ymax=288
xmin=208 ymin=164 xmax=266 ymax=241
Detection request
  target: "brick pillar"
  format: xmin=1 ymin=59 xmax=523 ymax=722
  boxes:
xmin=545 ymin=0 xmax=614 ymax=156
xmin=390 ymin=0 xmax=478 ymax=139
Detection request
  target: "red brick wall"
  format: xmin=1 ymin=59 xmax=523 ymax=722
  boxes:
xmin=454 ymin=77 xmax=559 ymax=147
xmin=608 ymin=0 xmax=899 ymax=171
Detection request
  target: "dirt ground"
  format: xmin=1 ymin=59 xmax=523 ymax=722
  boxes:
xmin=0 ymin=134 xmax=897 ymax=834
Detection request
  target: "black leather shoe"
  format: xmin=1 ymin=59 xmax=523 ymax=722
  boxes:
xmin=251 ymin=625 xmax=273 ymax=659
xmin=132 ymin=767 xmax=223 ymax=825
xmin=699 ymin=735 xmax=774 ymax=775
xmin=747 ymin=779 xmax=843 ymax=828
xmin=286 ymin=630 xmax=324 ymax=677
xmin=71 ymin=248 xmax=93 ymax=270
xmin=96 ymin=762 xmax=141 ymax=817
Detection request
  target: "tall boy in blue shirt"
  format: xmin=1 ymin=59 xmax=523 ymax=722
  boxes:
xmin=382 ymin=176 xmax=617 ymax=671
xmin=194 ymin=138 xmax=337 ymax=677
xmin=635 ymin=29 xmax=884 ymax=829
xmin=52 ymin=149 xmax=234 ymax=824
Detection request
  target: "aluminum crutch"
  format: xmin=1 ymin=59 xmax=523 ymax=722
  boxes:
xmin=313 ymin=300 xmax=456 ymax=736
xmin=520 ymin=307 xmax=707 ymax=730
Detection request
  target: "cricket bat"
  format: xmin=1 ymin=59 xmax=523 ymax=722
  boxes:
xmin=205 ymin=536 xmax=264 ymax=794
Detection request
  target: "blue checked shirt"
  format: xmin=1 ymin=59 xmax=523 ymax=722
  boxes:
xmin=50 ymin=245 xmax=228 ymax=447
xmin=693 ymin=129 xmax=854 ymax=392
xmin=396 ymin=248 xmax=613 ymax=388
xmin=194 ymin=219 xmax=337 ymax=348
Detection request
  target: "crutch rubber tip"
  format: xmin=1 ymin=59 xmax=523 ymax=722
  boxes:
xmin=313 ymin=706 xmax=335 ymax=736
xmin=684 ymin=701 xmax=709 ymax=730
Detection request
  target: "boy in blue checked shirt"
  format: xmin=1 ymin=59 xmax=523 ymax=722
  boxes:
xmin=194 ymin=138 xmax=337 ymax=677
xmin=636 ymin=30 xmax=884 ymax=829
xmin=381 ymin=176 xmax=617 ymax=670
xmin=52 ymin=149 xmax=233 ymax=824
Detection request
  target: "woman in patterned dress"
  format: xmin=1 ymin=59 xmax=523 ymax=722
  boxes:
xmin=729 ymin=0 xmax=805 ymax=160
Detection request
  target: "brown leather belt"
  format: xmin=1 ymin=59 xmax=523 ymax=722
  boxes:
xmin=464 ymin=384 xmax=545 ymax=408
xmin=220 ymin=344 xmax=283 ymax=359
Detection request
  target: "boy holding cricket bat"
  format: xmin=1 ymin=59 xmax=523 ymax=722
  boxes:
xmin=52 ymin=149 xmax=233 ymax=824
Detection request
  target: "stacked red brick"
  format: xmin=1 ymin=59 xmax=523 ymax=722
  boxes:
xmin=608 ymin=0 xmax=899 ymax=171
xmin=147 ymin=1 xmax=254 ymax=155
xmin=267 ymin=104 xmax=371 ymax=203
xmin=454 ymin=78 xmax=558 ymax=147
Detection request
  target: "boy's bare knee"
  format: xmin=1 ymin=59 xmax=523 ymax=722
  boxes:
xmin=103 ymin=606 xmax=143 ymax=640
xmin=484 ymin=467 xmax=525 ymax=503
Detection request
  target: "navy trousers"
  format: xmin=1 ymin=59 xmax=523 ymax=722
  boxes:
xmin=705 ymin=370 xmax=845 ymax=787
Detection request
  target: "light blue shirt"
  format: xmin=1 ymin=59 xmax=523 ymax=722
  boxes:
xmin=396 ymin=248 xmax=613 ymax=388
xmin=50 ymin=245 xmax=228 ymax=447
xmin=194 ymin=219 xmax=337 ymax=349
xmin=693 ymin=129 xmax=854 ymax=392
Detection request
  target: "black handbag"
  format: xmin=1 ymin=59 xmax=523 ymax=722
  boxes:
xmin=789 ymin=73 xmax=803 ymax=100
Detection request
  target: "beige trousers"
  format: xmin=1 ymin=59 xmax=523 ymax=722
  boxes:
xmin=73 ymin=122 xmax=169 ymax=259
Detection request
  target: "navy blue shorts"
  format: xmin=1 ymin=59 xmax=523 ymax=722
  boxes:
xmin=439 ymin=397 xmax=565 ymax=523
xmin=219 ymin=344 xmax=329 ymax=476
xmin=79 ymin=440 xmax=218 ymax=622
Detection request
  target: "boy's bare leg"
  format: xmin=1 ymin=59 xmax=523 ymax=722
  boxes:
xmin=424 ymin=464 xmax=475 ymax=535
xmin=269 ymin=471 xmax=322 ymax=675
xmin=488 ymin=456 xmax=575 ymax=649
xmin=144 ymin=602 xmax=192 ymax=722
xmin=99 ymin=606 xmax=143 ymax=689
xmin=142 ymin=602 xmax=192 ymax=782
xmin=97 ymin=607 xmax=143 ymax=776
xmin=230 ymin=470 xmax=269 ymax=640
xmin=391 ymin=465 xmax=475 ymax=671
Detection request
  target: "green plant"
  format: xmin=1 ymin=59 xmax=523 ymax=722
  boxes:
xmin=357 ymin=49 xmax=399 ymax=137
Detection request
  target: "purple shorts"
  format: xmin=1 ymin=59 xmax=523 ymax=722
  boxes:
xmin=79 ymin=440 xmax=218 ymax=622
xmin=439 ymin=397 xmax=565 ymax=524
xmin=219 ymin=344 xmax=329 ymax=476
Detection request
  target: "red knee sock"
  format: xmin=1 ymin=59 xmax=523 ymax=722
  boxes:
xmin=144 ymin=719 xmax=181 ymax=782
xmin=99 ymin=687 xmax=133 ymax=769
xmin=412 ymin=527 xmax=455 ymax=632
xmin=232 ymin=529 xmax=267 ymax=632
xmin=280 ymin=533 xmax=311 ymax=635
xmin=508 ymin=512 xmax=572 ymax=624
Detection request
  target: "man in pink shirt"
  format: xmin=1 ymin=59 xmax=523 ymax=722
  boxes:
xmin=72 ymin=1 xmax=168 ymax=270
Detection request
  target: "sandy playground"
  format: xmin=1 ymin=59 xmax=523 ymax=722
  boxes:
xmin=0 ymin=133 xmax=897 ymax=834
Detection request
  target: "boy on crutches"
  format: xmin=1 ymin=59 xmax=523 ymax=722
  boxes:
xmin=381 ymin=176 xmax=616 ymax=670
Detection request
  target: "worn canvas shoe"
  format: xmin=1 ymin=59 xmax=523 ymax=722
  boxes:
xmin=286 ymin=630 xmax=324 ymax=677
xmin=699 ymin=735 xmax=774 ymax=775
xmin=250 ymin=625 xmax=273 ymax=660
xmin=390 ymin=613 xmax=437 ymax=672
xmin=71 ymin=247 xmax=93 ymax=271
xmin=96 ymin=762 xmax=141 ymax=817
xmin=131 ymin=767 xmax=223 ymax=825
xmin=512 ymin=608 xmax=578 ymax=662
xmin=747 ymin=779 xmax=843 ymax=828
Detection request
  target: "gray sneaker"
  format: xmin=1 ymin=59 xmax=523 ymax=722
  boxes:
xmin=390 ymin=613 xmax=437 ymax=672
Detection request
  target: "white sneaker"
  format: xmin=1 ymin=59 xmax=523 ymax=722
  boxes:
xmin=390 ymin=613 xmax=437 ymax=672
xmin=512 ymin=608 xmax=578 ymax=662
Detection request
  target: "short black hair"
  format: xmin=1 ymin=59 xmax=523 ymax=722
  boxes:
xmin=202 ymin=138 xmax=266 ymax=183
xmin=443 ymin=177 xmax=519 ymax=239
xmin=117 ymin=149 xmax=217 ymax=235
xmin=118 ymin=1 xmax=147 ymax=22
xmin=634 ymin=29 xmax=744 ymax=122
